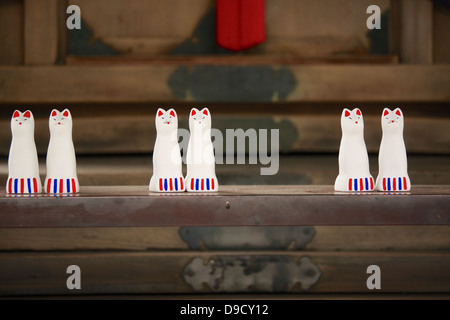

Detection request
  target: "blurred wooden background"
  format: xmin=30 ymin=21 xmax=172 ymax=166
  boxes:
xmin=0 ymin=0 xmax=449 ymax=298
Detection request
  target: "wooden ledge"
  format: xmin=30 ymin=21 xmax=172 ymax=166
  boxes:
xmin=1 ymin=65 xmax=449 ymax=103
xmin=0 ymin=185 xmax=449 ymax=227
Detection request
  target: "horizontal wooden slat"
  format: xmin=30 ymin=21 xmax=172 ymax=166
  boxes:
xmin=1 ymin=113 xmax=448 ymax=156
xmin=0 ymin=65 xmax=449 ymax=103
xmin=0 ymin=186 xmax=449 ymax=227
xmin=0 ymin=0 xmax=23 ymax=65
xmin=0 ymin=65 xmax=176 ymax=104
xmin=4 ymin=113 xmax=450 ymax=156
xmin=0 ymin=251 xmax=449 ymax=295
xmin=23 ymin=0 xmax=59 ymax=65
xmin=309 ymin=226 xmax=450 ymax=252
xmin=66 ymin=55 xmax=399 ymax=65
xmin=0 ymin=226 xmax=448 ymax=252
xmin=286 ymin=65 xmax=450 ymax=102
xmin=0 ymin=227 xmax=187 ymax=251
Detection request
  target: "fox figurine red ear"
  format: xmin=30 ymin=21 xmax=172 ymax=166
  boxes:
xmin=7 ymin=110 xmax=42 ymax=194
xmin=376 ymin=108 xmax=410 ymax=192
xmin=45 ymin=109 xmax=79 ymax=194
xmin=149 ymin=108 xmax=185 ymax=192
xmin=335 ymin=108 xmax=374 ymax=192
xmin=186 ymin=107 xmax=218 ymax=192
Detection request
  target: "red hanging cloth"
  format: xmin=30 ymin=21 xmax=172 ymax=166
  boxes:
xmin=216 ymin=0 xmax=266 ymax=52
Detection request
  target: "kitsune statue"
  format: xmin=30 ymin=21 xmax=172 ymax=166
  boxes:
xmin=6 ymin=110 xmax=42 ymax=194
xmin=149 ymin=108 xmax=185 ymax=192
xmin=185 ymin=107 xmax=218 ymax=192
xmin=376 ymin=108 xmax=411 ymax=192
xmin=335 ymin=108 xmax=375 ymax=192
xmin=44 ymin=109 xmax=79 ymax=194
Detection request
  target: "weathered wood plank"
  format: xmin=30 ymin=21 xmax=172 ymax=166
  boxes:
xmin=24 ymin=0 xmax=60 ymax=65
xmin=0 ymin=0 xmax=23 ymax=65
xmin=433 ymin=2 xmax=450 ymax=64
xmin=0 ymin=226 xmax=448 ymax=252
xmin=0 ymin=65 xmax=449 ymax=103
xmin=66 ymin=55 xmax=399 ymax=65
xmin=287 ymin=65 xmax=450 ymax=102
xmin=309 ymin=226 xmax=450 ymax=252
xmin=1 ymin=113 xmax=448 ymax=156
xmin=0 ymin=227 xmax=187 ymax=251
xmin=0 ymin=251 xmax=448 ymax=295
xmin=0 ymin=66 xmax=176 ymax=103
xmin=0 ymin=185 xmax=449 ymax=227
xmin=396 ymin=0 xmax=434 ymax=64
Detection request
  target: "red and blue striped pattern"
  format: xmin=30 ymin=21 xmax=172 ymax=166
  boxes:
xmin=158 ymin=177 xmax=184 ymax=192
xmin=190 ymin=178 xmax=215 ymax=191
xmin=46 ymin=178 xmax=77 ymax=193
xmin=7 ymin=178 xmax=39 ymax=194
xmin=382 ymin=177 xmax=408 ymax=191
xmin=348 ymin=177 xmax=374 ymax=191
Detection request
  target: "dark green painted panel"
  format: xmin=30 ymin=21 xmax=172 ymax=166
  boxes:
xmin=68 ymin=19 xmax=118 ymax=56
xmin=169 ymin=65 xmax=296 ymax=102
xmin=171 ymin=6 xmax=236 ymax=55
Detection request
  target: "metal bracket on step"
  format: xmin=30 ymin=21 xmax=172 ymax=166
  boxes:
xmin=183 ymin=255 xmax=321 ymax=292
xmin=179 ymin=226 xmax=316 ymax=250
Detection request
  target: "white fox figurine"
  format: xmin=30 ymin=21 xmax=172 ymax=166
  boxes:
xmin=376 ymin=108 xmax=411 ymax=192
xmin=44 ymin=109 xmax=79 ymax=194
xmin=149 ymin=108 xmax=185 ymax=192
xmin=6 ymin=110 xmax=42 ymax=194
xmin=185 ymin=107 xmax=218 ymax=192
xmin=335 ymin=108 xmax=374 ymax=192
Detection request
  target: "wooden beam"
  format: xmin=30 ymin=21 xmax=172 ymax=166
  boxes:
xmin=0 ymin=226 xmax=448 ymax=252
xmin=0 ymin=251 xmax=449 ymax=295
xmin=0 ymin=186 xmax=449 ymax=227
xmin=0 ymin=65 xmax=449 ymax=103
xmin=65 ymin=55 xmax=399 ymax=65
xmin=24 ymin=0 xmax=61 ymax=65
xmin=286 ymin=65 xmax=449 ymax=102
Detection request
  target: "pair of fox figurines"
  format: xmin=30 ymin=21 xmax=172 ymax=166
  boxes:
xmin=7 ymin=109 xmax=78 ymax=194
xmin=335 ymin=107 xmax=410 ymax=192
xmin=149 ymin=107 xmax=218 ymax=193
xmin=6 ymin=107 xmax=218 ymax=194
